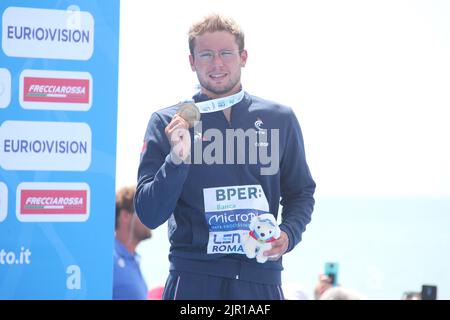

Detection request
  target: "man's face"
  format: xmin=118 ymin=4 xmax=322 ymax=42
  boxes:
xmin=190 ymin=31 xmax=247 ymax=98
xmin=131 ymin=213 xmax=152 ymax=242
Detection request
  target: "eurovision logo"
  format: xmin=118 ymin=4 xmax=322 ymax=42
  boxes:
xmin=20 ymin=70 xmax=92 ymax=111
xmin=0 ymin=120 xmax=92 ymax=171
xmin=2 ymin=6 xmax=94 ymax=60
xmin=0 ymin=182 xmax=7 ymax=222
xmin=16 ymin=182 xmax=90 ymax=222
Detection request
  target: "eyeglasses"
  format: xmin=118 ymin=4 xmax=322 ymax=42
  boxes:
xmin=195 ymin=49 xmax=242 ymax=63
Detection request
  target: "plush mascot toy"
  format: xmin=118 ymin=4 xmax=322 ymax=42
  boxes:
xmin=243 ymin=213 xmax=281 ymax=263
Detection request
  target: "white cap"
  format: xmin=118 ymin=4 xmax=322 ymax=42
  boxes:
xmin=320 ymin=287 xmax=367 ymax=300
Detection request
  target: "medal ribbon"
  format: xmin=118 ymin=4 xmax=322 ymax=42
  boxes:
xmin=194 ymin=89 xmax=245 ymax=113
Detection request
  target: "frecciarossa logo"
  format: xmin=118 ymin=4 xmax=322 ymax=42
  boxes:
xmin=16 ymin=182 xmax=90 ymax=222
xmin=20 ymin=70 xmax=92 ymax=111
xmin=21 ymin=189 xmax=87 ymax=214
xmin=25 ymin=77 xmax=88 ymax=102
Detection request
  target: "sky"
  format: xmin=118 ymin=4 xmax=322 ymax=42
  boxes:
xmin=117 ymin=0 xmax=450 ymax=299
xmin=117 ymin=0 xmax=450 ymax=198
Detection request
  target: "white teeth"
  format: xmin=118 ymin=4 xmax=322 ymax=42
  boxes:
xmin=210 ymin=74 xmax=226 ymax=78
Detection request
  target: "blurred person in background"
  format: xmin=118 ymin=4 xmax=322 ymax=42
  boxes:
xmin=314 ymin=274 xmax=333 ymax=299
xmin=113 ymin=186 xmax=152 ymax=300
xmin=402 ymin=291 xmax=422 ymax=300
xmin=314 ymin=273 xmax=367 ymax=300
xmin=148 ymin=285 xmax=165 ymax=300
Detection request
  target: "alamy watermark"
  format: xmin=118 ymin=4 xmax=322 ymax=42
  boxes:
xmin=170 ymin=121 xmax=280 ymax=176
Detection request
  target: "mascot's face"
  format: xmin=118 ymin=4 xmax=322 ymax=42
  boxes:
xmin=249 ymin=214 xmax=281 ymax=241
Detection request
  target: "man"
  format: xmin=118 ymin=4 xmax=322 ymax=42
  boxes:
xmin=113 ymin=186 xmax=152 ymax=300
xmin=135 ymin=14 xmax=315 ymax=299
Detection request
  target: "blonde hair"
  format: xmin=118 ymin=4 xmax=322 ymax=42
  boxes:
xmin=115 ymin=186 xmax=136 ymax=229
xmin=188 ymin=13 xmax=245 ymax=56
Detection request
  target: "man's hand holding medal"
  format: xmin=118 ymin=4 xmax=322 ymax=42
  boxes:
xmin=165 ymin=102 xmax=200 ymax=162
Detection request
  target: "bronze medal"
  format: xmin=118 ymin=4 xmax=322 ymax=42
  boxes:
xmin=176 ymin=102 xmax=200 ymax=128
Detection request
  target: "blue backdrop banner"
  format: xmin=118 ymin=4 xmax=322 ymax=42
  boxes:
xmin=0 ymin=0 xmax=120 ymax=299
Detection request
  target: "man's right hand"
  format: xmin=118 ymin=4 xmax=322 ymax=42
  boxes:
xmin=165 ymin=114 xmax=191 ymax=162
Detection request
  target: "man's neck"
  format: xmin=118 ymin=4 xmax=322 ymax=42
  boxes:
xmin=200 ymin=86 xmax=242 ymax=122
xmin=116 ymin=233 xmax=138 ymax=254
xmin=201 ymin=84 xmax=242 ymax=100
xmin=222 ymin=107 xmax=231 ymax=122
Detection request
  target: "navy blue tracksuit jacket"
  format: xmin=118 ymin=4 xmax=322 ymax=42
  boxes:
xmin=135 ymin=91 xmax=315 ymax=286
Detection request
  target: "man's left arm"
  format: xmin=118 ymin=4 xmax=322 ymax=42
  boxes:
xmin=266 ymin=109 xmax=316 ymax=259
